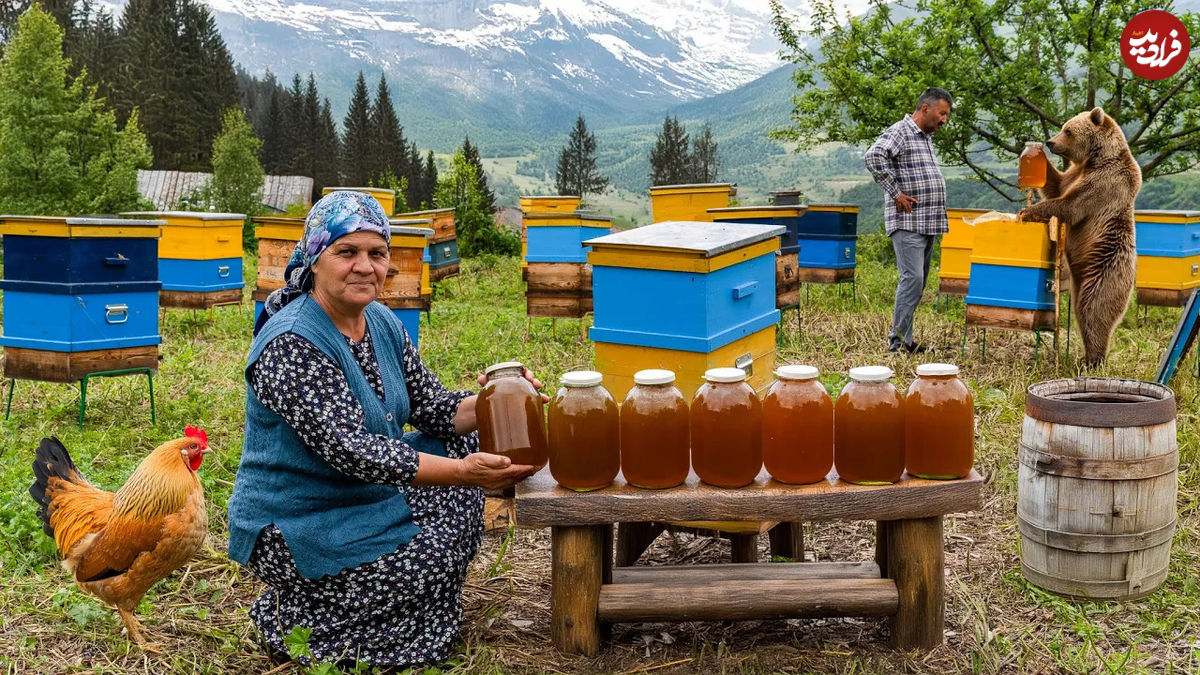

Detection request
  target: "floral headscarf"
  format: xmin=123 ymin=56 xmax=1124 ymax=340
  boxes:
xmin=253 ymin=190 xmax=392 ymax=336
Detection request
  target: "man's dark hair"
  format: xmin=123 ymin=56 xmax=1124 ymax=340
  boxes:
xmin=916 ymin=88 xmax=953 ymax=110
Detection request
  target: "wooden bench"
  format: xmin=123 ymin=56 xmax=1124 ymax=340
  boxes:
xmin=515 ymin=467 xmax=983 ymax=656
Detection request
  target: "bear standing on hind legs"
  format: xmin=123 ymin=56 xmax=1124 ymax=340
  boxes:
xmin=1018 ymin=107 xmax=1140 ymax=367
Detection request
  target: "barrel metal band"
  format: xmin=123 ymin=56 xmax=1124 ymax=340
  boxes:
xmin=1020 ymin=562 xmax=1170 ymax=598
xmin=1018 ymin=442 xmax=1178 ymax=479
xmin=1025 ymin=379 xmax=1176 ymax=427
xmin=1017 ymin=516 xmax=1177 ymax=553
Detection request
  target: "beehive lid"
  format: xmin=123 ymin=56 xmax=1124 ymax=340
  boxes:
xmin=396 ymin=208 xmax=454 ymax=217
xmin=1136 ymin=210 xmax=1200 ymax=221
xmin=585 ymin=221 xmax=784 ymax=257
xmin=388 ymin=221 xmax=434 ymax=237
xmin=0 ymin=215 xmax=164 ymax=237
xmin=251 ymin=215 xmax=307 ymax=224
xmin=122 ymin=210 xmax=245 ymax=221
xmin=709 ymin=205 xmax=808 ymax=218
xmin=524 ymin=210 xmax=613 ymax=226
xmin=805 ymin=203 xmax=860 ymax=213
xmin=650 ymin=183 xmax=737 ymax=195
xmin=322 ymin=186 xmax=395 ymax=196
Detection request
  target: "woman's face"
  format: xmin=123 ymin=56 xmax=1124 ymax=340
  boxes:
xmin=310 ymin=230 xmax=389 ymax=309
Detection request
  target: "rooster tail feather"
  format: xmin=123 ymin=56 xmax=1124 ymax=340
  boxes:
xmin=30 ymin=436 xmax=79 ymax=539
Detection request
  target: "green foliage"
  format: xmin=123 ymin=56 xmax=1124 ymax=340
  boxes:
xmin=769 ymin=0 xmax=1200 ymax=198
xmin=0 ymin=5 xmax=151 ymax=215
xmin=461 ymin=136 xmax=496 ymax=212
xmin=210 ymin=107 xmax=264 ymax=219
xmin=690 ymin=123 xmax=719 ymax=184
xmin=648 ymin=115 xmax=721 ymax=187
xmin=341 ymin=72 xmax=373 ymax=187
xmin=554 ymin=114 xmax=608 ymax=202
xmin=436 ymin=150 xmax=518 ymax=257
xmin=372 ymin=170 xmax=409 ymax=214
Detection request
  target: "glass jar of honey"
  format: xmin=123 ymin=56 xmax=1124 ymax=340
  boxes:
xmin=1018 ymin=141 xmax=1048 ymax=189
xmin=691 ymin=367 xmax=762 ymax=488
xmin=477 ymin=361 xmax=548 ymax=468
xmin=620 ymin=369 xmax=689 ymax=489
xmin=762 ymin=365 xmax=833 ymax=484
xmin=905 ymin=363 xmax=974 ymax=479
xmin=834 ymin=365 xmax=904 ymax=485
xmin=548 ymin=370 xmax=619 ymax=491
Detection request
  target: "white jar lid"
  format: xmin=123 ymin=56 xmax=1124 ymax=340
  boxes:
xmin=776 ymin=365 xmax=819 ymax=380
xmin=704 ymin=367 xmax=747 ymax=383
xmin=485 ymin=361 xmax=524 ymax=377
xmin=560 ymin=370 xmax=603 ymax=387
xmin=634 ymin=369 xmax=676 ymax=385
xmin=848 ymin=365 xmax=893 ymax=382
xmin=916 ymin=363 xmax=960 ymax=377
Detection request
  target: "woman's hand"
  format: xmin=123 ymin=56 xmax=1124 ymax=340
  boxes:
xmin=458 ymin=452 xmax=539 ymax=489
xmin=477 ymin=367 xmax=550 ymax=403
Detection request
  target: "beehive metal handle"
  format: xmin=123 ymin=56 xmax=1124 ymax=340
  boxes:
xmin=444 ymin=248 xmax=452 ymax=259
xmin=734 ymin=353 xmax=753 ymax=377
xmin=104 ymin=304 xmax=129 ymax=324
xmin=1192 ymin=263 xmax=1198 ymax=276
xmin=731 ymin=281 xmax=757 ymax=300
xmin=103 ymin=256 xmax=128 ymax=267
xmin=217 ymin=265 xmax=231 ymax=278
xmin=217 ymin=235 xmax=232 ymax=242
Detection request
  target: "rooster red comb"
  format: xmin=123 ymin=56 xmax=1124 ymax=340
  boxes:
xmin=184 ymin=425 xmax=208 ymax=449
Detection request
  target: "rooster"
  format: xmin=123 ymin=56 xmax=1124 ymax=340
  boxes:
xmin=29 ymin=427 xmax=211 ymax=645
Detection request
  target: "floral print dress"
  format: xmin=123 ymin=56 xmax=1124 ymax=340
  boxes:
xmin=244 ymin=323 xmax=484 ymax=667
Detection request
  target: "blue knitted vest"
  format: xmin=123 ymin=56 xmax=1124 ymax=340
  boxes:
xmin=227 ymin=295 xmax=441 ymax=579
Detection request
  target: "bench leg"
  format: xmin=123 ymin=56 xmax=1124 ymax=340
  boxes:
xmin=551 ymin=525 xmax=606 ymax=656
xmin=885 ymin=516 xmax=944 ymax=650
xmin=730 ymin=533 xmax=758 ymax=563
xmin=615 ymin=522 xmax=663 ymax=567
xmin=768 ymin=522 xmax=804 ymax=561
xmin=875 ymin=520 xmax=888 ymax=572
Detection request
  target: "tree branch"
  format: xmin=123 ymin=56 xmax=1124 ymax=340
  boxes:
xmin=1128 ymin=61 xmax=1200 ymax=146
xmin=969 ymin=123 xmax=1021 ymax=155
xmin=960 ymin=153 xmax=1022 ymax=202
xmin=1139 ymin=136 xmax=1199 ymax=177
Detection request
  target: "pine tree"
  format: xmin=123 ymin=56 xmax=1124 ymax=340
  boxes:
xmin=404 ymin=143 xmax=421 ymax=209
xmin=341 ymin=72 xmax=373 ymax=186
xmin=460 ymin=136 xmax=495 ymax=212
xmin=421 ymin=150 xmax=437 ymax=209
xmin=554 ymin=113 xmax=608 ymax=202
xmin=259 ymin=86 xmax=288 ymax=173
xmin=209 ymin=107 xmax=263 ymax=218
xmin=114 ymin=0 xmax=238 ymax=171
xmin=649 ymin=115 xmax=691 ymax=187
xmin=0 ymin=5 xmax=150 ymax=214
xmin=689 ymin=123 xmax=719 ymax=183
xmin=313 ymin=98 xmax=341 ymax=200
xmin=68 ymin=4 xmax=119 ymax=102
xmin=369 ymin=73 xmax=406 ymax=189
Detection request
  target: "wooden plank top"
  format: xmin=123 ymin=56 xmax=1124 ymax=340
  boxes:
xmin=515 ymin=467 xmax=984 ymax=527
xmin=584 ymin=221 xmax=785 ymax=257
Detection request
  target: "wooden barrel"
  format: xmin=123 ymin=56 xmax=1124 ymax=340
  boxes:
xmin=1018 ymin=378 xmax=1177 ymax=600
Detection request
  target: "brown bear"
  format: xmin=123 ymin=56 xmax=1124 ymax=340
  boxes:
xmin=1019 ymin=107 xmax=1140 ymax=366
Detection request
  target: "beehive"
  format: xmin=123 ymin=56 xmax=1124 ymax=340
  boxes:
xmin=768 ymin=190 xmax=802 ymax=206
xmin=939 ymin=208 xmax=991 ymax=295
xmin=0 ymin=216 xmax=163 ymax=382
xmin=525 ymin=211 xmax=612 ymax=318
xmin=250 ymin=215 xmax=307 ymax=323
xmin=520 ymin=196 xmax=582 ymax=279
xmin=321 ymin=186 xmax=396 ymax=215
xmin=708 ymin=205 xmax=806 ymax=308
xmin=398 ymin=207 xmax=459 ymax=281
xmin=382 ymin=220 xmax=434 ymax=347
xmin=1135 ymin=210 xmax=1200 ymax=307
xmin=122 ymin=211 xmax=245 ymax=309
xmin=649 ymin=183 xmax=736 ymax=223
xmin=586 ymin=221 xmax=781 ymax=397
xmin=966 ymin=217 xmax=1056 ymax=329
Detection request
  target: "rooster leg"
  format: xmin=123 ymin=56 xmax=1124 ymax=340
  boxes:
xmin=118 ymin=608 xmax=145 ymax=644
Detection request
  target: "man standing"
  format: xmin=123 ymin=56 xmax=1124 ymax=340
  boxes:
xmin=864 ymin=88 xmax=952 ymax=353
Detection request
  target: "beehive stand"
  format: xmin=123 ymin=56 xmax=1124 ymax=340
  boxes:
xmin=963 ymin=216 xmax=1064 ymax=365
xmin=516 ymin=467 xmax=982 ymax=655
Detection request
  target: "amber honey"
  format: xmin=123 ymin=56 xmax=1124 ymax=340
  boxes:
xmin=834 ymin=366 xmax=904 ymax=485
xmin=691 ymin=367 xmax=762 ymax=488
xmin=1019 ymin=141 xmax=1048 ymax=189
xmin=762 ymin=365 xmax=833 ymax=484
xmin=548 ymin=371 xmax=619 ymax=491
xmin=905 ymin=364 xmax=974 ymax=479
xmin=620 ymin=369 xmax=690 ymax=489
xmin=477 ymin=361 xmax=548 ymax=468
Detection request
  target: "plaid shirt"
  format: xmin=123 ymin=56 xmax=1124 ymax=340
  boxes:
xmin=864 ymin=115 xmax=948 ymax=235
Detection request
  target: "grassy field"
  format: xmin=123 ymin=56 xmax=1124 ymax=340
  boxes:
xmin=0 ymin=249 xmax=1197 ymax=674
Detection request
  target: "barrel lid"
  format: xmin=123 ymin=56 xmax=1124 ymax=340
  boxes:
xmin=561 ymin=370 xmax=603 ymax=387
xmin=849 ymin=366 xmax=893 ymax=382
xmin=916 ymin=363 xmax=960 ymax=377
xmin=776 ymin=365 xmax=819 ymax=380
xmin=634 ymin=369 xmax=675 ymax=385
xmin=704 ymin=367 xmax=747 ymax=383
xmin=484 ymin=361 xmax=524 ymax=377
xmin=1025 ymin=378 xmax=1176 ymax=427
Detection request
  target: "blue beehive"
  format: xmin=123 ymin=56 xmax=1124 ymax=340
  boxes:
xmin=0 ymin=216 xmax=163 ymax=382
xmin=708 ymin=205 xmax=805 ymax=253
xmin=122 ymin=210 xmax=246 ymax=309
xmin=965 ymin=217 xmax=1055 ymax=312
xmin=796 ymin=204 xmax=859 ymax=238
xmin=524 ymin=211 xmax=612 ymax=263
xmin=1135 ymin=210 xmax=1200 ymax=307
xmin=795 ymin=235 xmax=856 ymax=270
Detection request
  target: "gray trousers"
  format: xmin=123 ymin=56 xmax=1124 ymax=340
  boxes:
xmin=889 ymin=229 xmax=936 ymax=348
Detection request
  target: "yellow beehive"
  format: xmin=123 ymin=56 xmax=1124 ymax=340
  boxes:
xmin=519 ymin=195 xmax=582 ymax=212
xmin=592 ymin=324 xmax=776 ymax=402
xmin=1136 ymin=255 xmax=1200 ymax=291
xmin=321 ymin=186 xmax=396 ymax=215
xmin=970 ymin=217 xmax=1053 ymax=269
xmin=121 ymin=210 xmax=243 ymax=260
xmin=939 ymin=208 xmax=991 ymax=294
xmin=649 ymin=183 xmax=736 ymax=223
